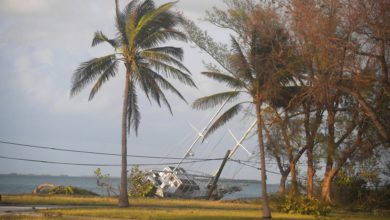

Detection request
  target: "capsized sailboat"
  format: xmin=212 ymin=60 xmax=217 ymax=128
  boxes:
xmin=146 ymin=120 xmax=257 ymax=199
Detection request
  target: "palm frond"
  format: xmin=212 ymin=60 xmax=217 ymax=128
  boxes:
xmin=144 ymin=46 xmax=183 ymax=60
xmin=201 ymin=71 xmax=245 ymax=88
xmin=138 ymin=29 xmax=187 ymax=49
xmin=135 ymin=0 xmax=155 ymax=24
xmin=116 ymin=0 xmax=138 ymax=43
xmin=127 ymin=77 xmax=141 ymax=135
xmin=92 ymin=31 xmax=118 ymax=48
xmin=192 ymin=91 xmax=241 ymax=110
xmin=136 ymin=2 xmax=176 ymax=33
xmin=203 ymin=103 xmax=244 ymax=140
xmin=134 ymin=64 xmax=173 ymax=113
xmin=148 ymin=59 xmax=196 ymax=87
xmin=88 ymin=60 xmax=118 ymax=100
xmin=140 ymin=65 xmax=187 ymax=103
xmin=71 ymin=54 xmax=116 ymax=97
xmin=141 ymin=50 xmax=190 ymax=73
xmin=230 ymin=36 xmax=253 ymax=81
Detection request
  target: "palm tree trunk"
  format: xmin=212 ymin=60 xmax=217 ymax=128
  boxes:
xmin=118 ymin=71 xmax=130 ymax=207
xmin=255 ymin=100 xmax=271 ymax=219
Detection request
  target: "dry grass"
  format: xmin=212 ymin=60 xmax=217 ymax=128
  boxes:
xmin=1 ymin=195 xmax=389 ymax=220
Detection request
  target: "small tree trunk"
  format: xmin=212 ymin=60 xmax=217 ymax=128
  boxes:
xmin=304 ymin=105 xmax=314 ymax=198
xmin=255 ymin=100 xmax=272 ymax=219
xmin=118 ymin=71 xmax=130 ymax=207
xmin=289 ymin=162 xmax=298 ymax=196
xmin=307 ymin=147 xmax=315 ymax=198
xmin=321 ymin=171 xmax=333 ymax=203
xmin=279 ymin=173 xmax=288 ymax=194
xmin=322 ymin=107 xmax=335 ymax=203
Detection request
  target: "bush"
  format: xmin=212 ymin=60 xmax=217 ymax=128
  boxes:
xmin=332 ymin=170 xmax=390 ymax=211
xmin=128 ymin=166 xmax=156 ymax=198
xmin=38 ymin=185 xmax=98 ymax=196
xmin=277 ymin=195 xmax=331 ymax=216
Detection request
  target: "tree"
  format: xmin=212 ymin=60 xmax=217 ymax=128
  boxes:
xmin=263 ymin=107 xmax=307 ymax=195
xmin=288 ymin=0 xmax=389 ymax=202
xmin=184 ymin=2 xmax=299 ymax=218
xmin=70 ymin=0 xmax=195 ymax=207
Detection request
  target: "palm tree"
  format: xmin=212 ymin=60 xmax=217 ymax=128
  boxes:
xmin=192 ymin=8 xmax=296 ymax=219
xmin=70 ymin=0 xmax=195 ymax=207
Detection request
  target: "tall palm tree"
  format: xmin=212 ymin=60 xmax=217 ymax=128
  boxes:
xmin=192 ymin=8 xmax=296 ymax=219
xmin=70 ymin=0 xmax=195 ymax=207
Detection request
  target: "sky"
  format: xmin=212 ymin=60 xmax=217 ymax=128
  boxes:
xmin=0 ymin=0 xmax=282 ymax=183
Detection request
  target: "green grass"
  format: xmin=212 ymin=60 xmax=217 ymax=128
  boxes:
xmin=1 ymin=195 xmax=389 ymax=220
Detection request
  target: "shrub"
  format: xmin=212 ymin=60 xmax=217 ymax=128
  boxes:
xmin=128 ymin=166 xmax=156 ymax=198
xmin=40 ymin=185 xmax=98 ymax=196
xmin=277 ymin=195 xmax=331 ymax=216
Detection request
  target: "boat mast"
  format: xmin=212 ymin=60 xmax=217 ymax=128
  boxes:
xmin=173 ymin=91 xmax=235 ymax=171
xmin=212 ymin=119 xmax=257 ymax=176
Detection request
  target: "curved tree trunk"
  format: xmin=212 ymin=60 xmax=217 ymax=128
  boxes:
xmin=321 ymin=172 xmax=333 ymax=203
xmin=118 ymin=71 xmax=130 ymax=207
xmin=279 ymin=174 xmax=288 ymax=194
xmin=255 ymin=100 xmax=272 ymax=219
xmin=322 ymin=107 xmax=335 ymax=203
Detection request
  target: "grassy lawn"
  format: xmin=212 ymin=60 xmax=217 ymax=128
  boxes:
xmin=0 ymin=195 xmax=389 ymax=220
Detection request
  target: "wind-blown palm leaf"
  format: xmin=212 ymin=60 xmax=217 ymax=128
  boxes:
xmin=192 ymin=91 xmax=241 ymax=110
xmin=143 ymin=46 xmax=184 ymax=60
xmin=127 ymin=78 xmax=141 ymax=135
xmin=139 ymin=64 xmax=187 ymax=103
xmin=71 ymin=54 xmax=116 ymax=97
xmin=134 ymin=0 xmax=155 ymax=24
xmin=92 ymin=31 xmax=118 ymax=48
xmin=201 ymin=71 xmax=245 ymax=88
xmin=139 ymin=29 xmax=187 ymax=49
xmin=230 ymin=36 xmax=253 ymax=81
xmin=89 ymin=60 xmax=118 ymax=100
xmin=134 ymin=64 xmax=173 ymax=113
xmin=142 ymin=51 xmax=190 ymax=73
xmin=148 ymin=59 xmax=195 ymax=87
xmin=136 ymin=2 xmax=175 ymax=33
xmin=115 ymin=0 xmax=139 ymax=44
xmin=203 ymin=103 xmax=244 ymax=140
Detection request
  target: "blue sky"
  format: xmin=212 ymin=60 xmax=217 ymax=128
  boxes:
xmin=0 ymin=0 xmax=282 ymax=183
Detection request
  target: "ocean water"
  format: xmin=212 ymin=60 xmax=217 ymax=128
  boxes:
xmin=0 ymin=174 xmax=278 ymax=199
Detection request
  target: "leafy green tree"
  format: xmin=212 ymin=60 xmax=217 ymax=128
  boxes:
xmin=71 ymin=0 xmax=195 ymax=207
xmin=128 ymin=166 xmax=156 ymax=198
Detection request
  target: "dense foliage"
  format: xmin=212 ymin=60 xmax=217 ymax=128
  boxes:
xmin=128 ymin=166 xmax=156 ymax=198
xmin=37 ymin=185 xmax=98 ymax=196
xmin=277 ymin=194 xmax=331 ymax=216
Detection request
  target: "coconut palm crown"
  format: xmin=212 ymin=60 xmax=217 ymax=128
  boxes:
xmin=70 ymin=0 xmax=196 ymax=207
